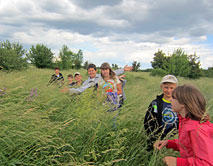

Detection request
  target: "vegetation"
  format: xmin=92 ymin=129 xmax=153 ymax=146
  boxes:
xmin=0 ymin=68 xmax=212 ymax=165
xmin=151 ymin=49 xmax=202 ymax=79
xmin=132 ymin=61 xmax=141 ymax=72
xmin=56 ymin=45 xmax=83 ymax=70
xmin=27 ymin=44 xmax=54 ymax=69
xmin=0 ymin=41 xmax=28 ymax=71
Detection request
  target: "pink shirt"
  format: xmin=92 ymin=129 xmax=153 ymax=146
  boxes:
xmin=167 ymin=116 xmax=213 ymax=166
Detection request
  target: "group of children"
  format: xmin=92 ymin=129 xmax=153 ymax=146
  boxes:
xmin=48 ymin=67 xmax=84 ymax=87
xmin=49 ymin=63 xmax=132 ymax=110
xmin=48 ymin=64 xmax=213 ymax=166
xmin=144 ymin=75 xmax=213 ymax=166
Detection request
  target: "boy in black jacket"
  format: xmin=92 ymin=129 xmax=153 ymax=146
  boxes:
xmin=144 ymin=75 xmax=179 ymax=151
xmin=48 ymin=67 xmax=64 ymax=86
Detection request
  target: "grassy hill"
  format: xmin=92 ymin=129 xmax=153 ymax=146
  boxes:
xmin=0 ymin=68 xmax=212 ymax=166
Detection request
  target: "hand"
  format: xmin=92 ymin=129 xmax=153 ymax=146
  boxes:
xmin=153 ymin=140 xmax=168 ymax=150
xmin=124 ymin=65 xmax=133 ymax=71
xmin=163 ymin=156 xmax=177 ymax=166
xmin=119 ymin=75 xmax=126 ymax=80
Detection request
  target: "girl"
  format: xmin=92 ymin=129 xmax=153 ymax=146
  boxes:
xmin=98 ymin=62 xmax=122 ymax=110
xmin=154 ymin=84 xmax=213 ymax=166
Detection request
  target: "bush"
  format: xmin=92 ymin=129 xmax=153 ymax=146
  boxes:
xmin=0 ymin=48 xmax=28 ymax=71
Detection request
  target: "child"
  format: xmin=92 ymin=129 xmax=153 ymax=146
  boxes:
xmin=154 ymin=84 xmax=213 ymax=166
xmin=67 ymin=74 xmax=75 ymax=87
xmin=144 ymin=75 xmax=179 ymax=151
xmin=48 ymin=67 xmax=64 ymax=86
xmin=98 ymin=62 xmax=122 ymax=111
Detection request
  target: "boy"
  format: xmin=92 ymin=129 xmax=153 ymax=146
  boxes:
xmin=144 ymin=75 xmax=179 ymax=151
xmin=48 ymin=67 xmax=64 ymax=86
xmin=73 ymin=72 xmax=84 ymax=86
xmin=67 ymin=74 xmax=75 ymax=87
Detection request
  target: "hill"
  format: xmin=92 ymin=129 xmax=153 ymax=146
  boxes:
xmin=0 ymin=68 xmax=212 ymax=165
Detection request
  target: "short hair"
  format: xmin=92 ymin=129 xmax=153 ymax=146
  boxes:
xmin=55 ymin=67 xmax=60 ymax=70
xmin=87 ymin=63 xmax=97 ymax=71
xmin=67 ymin=74 xmax=73 ymax=78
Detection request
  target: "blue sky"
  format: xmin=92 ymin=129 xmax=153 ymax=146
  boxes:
xmin=0 ymin=0 xmax=213 ymax=69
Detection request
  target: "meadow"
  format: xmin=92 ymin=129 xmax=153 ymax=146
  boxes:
xmin=0 ymin=67 xmax=213 ymax=166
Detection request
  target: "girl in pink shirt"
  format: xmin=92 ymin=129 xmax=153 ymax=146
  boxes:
xmin=154 ymin=84 xmax=213 ymax=166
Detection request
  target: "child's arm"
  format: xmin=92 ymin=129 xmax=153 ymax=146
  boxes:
xmin=166 ymin=139 xmax=179 ymax=151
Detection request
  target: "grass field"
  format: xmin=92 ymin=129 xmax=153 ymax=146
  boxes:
xmin=0 ymin=67 xmax=213 ymax=166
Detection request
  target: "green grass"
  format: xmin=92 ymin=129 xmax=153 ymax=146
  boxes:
xmin=0 ymin=68 xmax=212 ymax=166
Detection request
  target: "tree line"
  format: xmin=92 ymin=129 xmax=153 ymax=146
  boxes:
xmin=150 ymin=49 xmax=213 ymax=78
xmin=0 ymin=40 xmax=212 ymax=78
xmin=0 ymin=40 xmax=83 ymax=70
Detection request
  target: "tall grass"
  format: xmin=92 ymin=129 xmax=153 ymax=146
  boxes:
xmin=0 ymin=68 xmax=212 ymax=166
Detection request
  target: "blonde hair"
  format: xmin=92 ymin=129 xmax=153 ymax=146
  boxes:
xmin=100 ymin=62 xmax=116 ymax=80
xmin=172 ymin=84 xmax=210 ymax=122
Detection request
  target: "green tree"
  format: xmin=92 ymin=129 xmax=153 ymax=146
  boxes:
xmin=74 ymin=49 xmax=83 ymax=69
xmin=132 ymin=61 xmax=141 ymax=72
xmin=83 ymin=61 xmax=89 ymax=69
xmin=187 ymin=53 xmax=202 ymax=79
xmin=58 ymin=45 xmax=73 ymax=69
xmin=0 ymin=41 xmax=28 ymax=71
xmin=27 ymin=44 xmax=54 ymax=68
xmin=0 ymin=40 xmax=26 ymax=57
xmin=112 ymin=64 xmax=119 ymax=70
xmin=163 ymin=49 xmax=191 ymax=77
xmin=151 ymin=49 xmax=168 ymax=69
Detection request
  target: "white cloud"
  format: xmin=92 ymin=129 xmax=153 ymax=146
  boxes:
xmin=0 ymin=0 xmax=213 ymax=69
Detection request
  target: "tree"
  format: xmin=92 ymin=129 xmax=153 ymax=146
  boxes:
xmin=112 ymin=64 xmax=119 ymax=70
xmin=0 ymin=40 xmax=26 ymax=57
xmin=187 ymin=53 xmax=202 ymax=79
xmin=163 ymin=49 xmax=191 ymax=77
xmin=74 ymin=49 xmax=83 ymax=69
xmin=151 ymin=49 xmax=168 ymax=69
xmin=27 ymin=44 xmax=54 ymax=68
xmin=83 ymin=61 xmax=89 ymax=69
xmin=57 ymin=46 xmax=83 ymax=70
xmin=58 ymin=45 xmax=73 ymax=69
xmin=132 ymin=61 xmax=141 ymax=72
xmin=0 ymin=41 xmax=28 ymax=71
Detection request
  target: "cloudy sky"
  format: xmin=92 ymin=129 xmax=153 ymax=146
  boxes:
xmin=0 ymin=0 xmax=213 ymax=69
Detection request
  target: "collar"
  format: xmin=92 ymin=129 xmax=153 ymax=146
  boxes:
xmin=162 ymin=97 xmax=171 ymax=103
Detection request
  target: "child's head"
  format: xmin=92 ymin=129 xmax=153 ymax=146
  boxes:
xmin=160 ymin=75 xmax=178 ymax=100
xmin=55 ymin=67 xmax=60 ymax=75
xmin=100 ymin=62 xmax=116 ymax=79
xmin=67 ymin=74 xmax=73 ymax=83
xmin=172 ymin=84 xmax=209 ymax=121
xmin=87 ymin=64 xmax=97 ymax=79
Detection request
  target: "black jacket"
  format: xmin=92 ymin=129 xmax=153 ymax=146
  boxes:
xmin=144 ymin=94 xmax=178 ymax=150
xmin=48 ymin=73 xmax=64 ymax=85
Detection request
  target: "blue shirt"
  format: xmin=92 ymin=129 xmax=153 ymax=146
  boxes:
xmin=161 ymin=98 xmax=178 ymax=131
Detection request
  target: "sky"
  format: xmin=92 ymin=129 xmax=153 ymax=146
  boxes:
xmin=0 ymin=0 xmax=213 ymax=69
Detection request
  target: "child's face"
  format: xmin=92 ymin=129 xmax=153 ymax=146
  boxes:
xmin=101 ymin=69 xmax=110 ymax=78
xmin=88 ymin=68 xmax=97 ymax=78
xmin=161 ymin=83 xmax=176 ymax=99
xmin=68 ymin=77 xmax=73 ymax=83
xmin=75 ymin=74 xmax=82 ymax=82
xmin=55 ymin=69 xmax=60 ymax=75
xmin=171 ymin=96 xmax=184 ymax=113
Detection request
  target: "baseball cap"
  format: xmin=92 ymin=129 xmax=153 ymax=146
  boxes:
xmin=161 ymin=75 xmax=178 ymax=84
xmin=74 ymin=72 xmax=81 ymax=77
